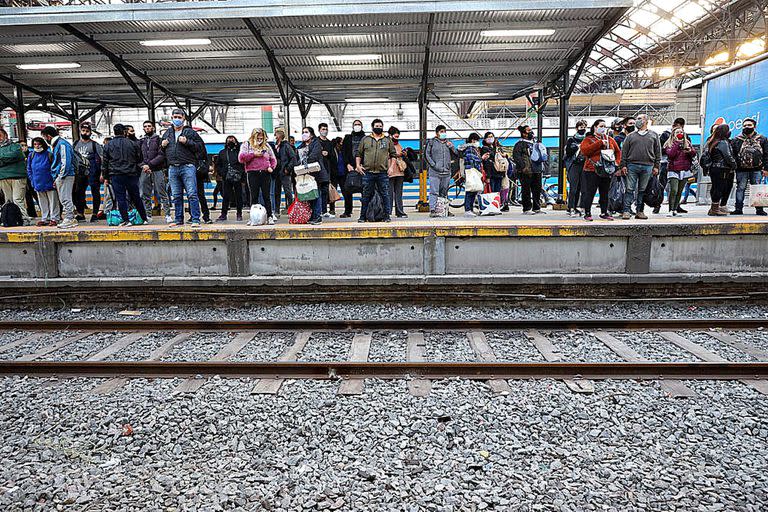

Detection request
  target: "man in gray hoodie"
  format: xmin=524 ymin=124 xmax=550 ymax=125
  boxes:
xmin=424 ymin=125 xmax=457 ymax=216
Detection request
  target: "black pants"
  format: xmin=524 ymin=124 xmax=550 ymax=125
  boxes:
xmin=390 ymin=176 xmax=405 ymax=216
xmin=221 ymin=180 xmax=243 ymax=216
xmin=340 ymin=179 xmax=355 ymax=216
xmin=195 ymin=174 xmax=210 ymax=221
xmin=581 ymin=171 xmax=611 ymax=215
xmin=247 ymin=171 xmax=273 ymax=218
xmin=25 ymin=179 xmax=37 ymax=218
xmin=74 ymin=173 xmax=101 ymax=216
xmin=566 ymin=164 xmax=583 ymax=211
xmin=212 ymin=180 xmax=222 ymax=209
xmin=709 ymin=167 xmax=735 ymax=206
xmin=111 ymin=174 xmax=147 ymax=223
xmin=320 ymin=181 xmax=330 ymax=214
xmin=520 ymin=172 xmax=542 ymax=212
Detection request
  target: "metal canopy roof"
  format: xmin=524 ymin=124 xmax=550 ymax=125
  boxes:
xmin=0 ymin=0 xmax=630 ymax=109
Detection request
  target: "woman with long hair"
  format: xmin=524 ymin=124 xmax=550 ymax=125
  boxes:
xmin=579 ymin=119 xmax=622 ymax=221
xmin=387 ymin=126 xmax=408 ymax=218
xmin=239 ymin=127 xmax=277 ymax=224
xmin=297 ymin=126 xmax=326 ymax=224
xmin=215 ymin=135 xmax=245 ymax=222
xmin=663 ymin=127 xmax=696 ymax=217
xmin=705 ymin=123 xmax=736 ymax=216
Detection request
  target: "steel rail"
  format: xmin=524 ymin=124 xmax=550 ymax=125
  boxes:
xmin=1 ymin=361 xmax=767 ymax=381
xmin=0 ymin=319 xmax=766 ymax=331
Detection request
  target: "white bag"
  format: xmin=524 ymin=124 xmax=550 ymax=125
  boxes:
xmin=749 ymin=183 xmax=768 ymax=207
xmin=248 ymin=204 xmax=267 ymax=226
xmin=478 ymin=192 xmax=502 ymax=216
xmin=465 ymin=168 xmax=484 ymax=193
xmin=434 ymin=197 xmax=450 ymax=217
xmin=295 ymin=174 xmax=319 ymax=201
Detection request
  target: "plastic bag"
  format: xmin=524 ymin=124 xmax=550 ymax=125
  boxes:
xmin=365 ymin=190 xmax=387 ymax=222
xmin=296 ymin=174 xmax=319 ymax=201
xmin=248 ymin=204 xmax=267 ymax=226
xmin=287 ymin=200 xmax=311 ymax=224
xmin=608 ymin=176 xmax=625 ymax=213
xmin=479 ymin=192 xmax=502 ymax=216
xmin=750 ymin=183 xmax=768 ymax=207
xmin=643 ymin=175 xmax=664 ymax=208
xmin=464 ymin=168 xmax=484 ymax=192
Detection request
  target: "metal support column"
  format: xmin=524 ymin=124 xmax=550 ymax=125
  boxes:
xmin=557 ymin=73 xmax=570 ymax=206
xmin=185 ymin=99 xmax=193 ymax=126
xmin=147 ymin=82 xmax=156 ymax=125
xmin=536 ymin=88 xmax=545 ymax=142
xmin=13 ymin=85 xmax=26 ymax=142
xmin=71 ymin=100 xmax=80 ymax=140
xmin=284 ymin=99 xmax=291 ymax=139
xmin=417 ymin=99 xmax=429 ymax=212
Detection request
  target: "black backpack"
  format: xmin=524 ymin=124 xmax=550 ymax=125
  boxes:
xmin=738 ymin=135 xmax=763 ymax=169
xmin=365 ymin=189 xmax=387 ymax=222
xmin=0 ymin=201 xmax=24 ymax=227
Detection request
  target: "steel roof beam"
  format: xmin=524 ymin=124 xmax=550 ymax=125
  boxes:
xmin=0 ymin=91 xmax=17 ymax=110
xmin=418 ymin=13 xmax=435 ymax=104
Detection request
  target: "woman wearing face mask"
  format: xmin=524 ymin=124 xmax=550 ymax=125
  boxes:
xmin=461 ymin=132 xmax=483 ymax=216
xmin=564 ymin=120 xmax=588 ymax=216
xmin=340 ymin=120 xmax=366 ymax=218
xmin=387 ymin=126 xmax=408 ymax=218
xmin=26 ymin=137 xmax=60 ymax=226
xmin=480 ymin=131 xmax=503 ymax=193
xmin=579 ymin=119 xmax=622 ymax=221
xmin=705 ymin=124 xmax=737 ymax=216
xmin=298 ymin=126 xmax=326 ymax=224
xmin=239 ymin=128 xmax=277 ymax=224
xmin=663 ymin=127 xmax=696 ymax=217
xmin=215 ymin=136 xmax=245 ymax=222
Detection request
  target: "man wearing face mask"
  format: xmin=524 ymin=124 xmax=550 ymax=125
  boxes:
xmin=512 ymin=125 xmax=543 ymax=214
xmin=619 ymin=113 xmax=660 ymax=220
xmin=340 ymin=120 xmax=366 ymax=218
xmin=424 ymin=125 xmax=457 ymax=217
xmin=731 ymin=117 xmax=768 ymax=216
xmin=161 ymin=108 xmax=204 ymax=228
xmin=139 ymin=120 xmax=171 ymax=224
xmin=73 ymin=123 xmax=103 ymax=222
xmin=614 ymin=117 xmax=635 ymax=149
xmin=356 ymin=118 xmax=396 ymax=222
xmin=564 ymin=120 xmax=588 ymax=216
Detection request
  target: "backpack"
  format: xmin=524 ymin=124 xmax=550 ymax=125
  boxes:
xmin=0 ymin=202 xmax=23 ymax=227
xmin=699 ymin=150 xmax=712 ymax=176
xmin=738 ymin=135 xmax=763 ymax=169
xmin=73 ymin=149 xmax=89 ymax=177
xmin=493 ymin=151 xmax=509 ymax=174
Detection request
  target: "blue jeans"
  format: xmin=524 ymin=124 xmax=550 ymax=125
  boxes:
xmin=623 ymin=163 xmax=653 ymax=213
xmin=111 ymin=174 xmax=147 ymax=223
xmin=168 ymin=164 xmax=201 ymax=224
xmin=359 ymin=172 xmax=391 ymax=220
xmin=489 ymin=176 xmax=502 ymax=193
xmin=310 ymin=197 xmax=322 ymax=220
xmin=735 ymin=170 xmax=764 ymax=210
xmin=465 ymin=191 xmax=478 ymax=212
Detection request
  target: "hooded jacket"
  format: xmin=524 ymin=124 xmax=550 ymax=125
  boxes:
xmin=102 ymin=135 xmax=142 ymax=179
xmin=342 ymin=130 xmax=366 ymax=168
xmin=140 ymin=133 xmax=166 ymax=172
xmin=26 ymin=149 xmax=55 ymax=192
xmin=298 ymin=137 xmax=329 ymax=183
xmin=0 ymin=140 xmax=26 ymax=180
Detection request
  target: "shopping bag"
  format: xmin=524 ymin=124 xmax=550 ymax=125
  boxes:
xmin=248 ymin=204 xmax=267 ymax=226
xmin=478 ymin=192 xmax=502 ymax=216
xmin=464 ymin=168 xmax=484 ymax=193
xmin=609 ymin=176 xmax=625 ymax=213
xmin=296 ymin=174 xmax=319 ymax=201
xmin=287 ymin=200 xmax=311 ymax=224
xmin=749 ymin=183 xmax=768 ymax=207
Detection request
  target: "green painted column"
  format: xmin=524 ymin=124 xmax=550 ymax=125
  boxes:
xmin=261 ymin=106 xmax=274 ymax=133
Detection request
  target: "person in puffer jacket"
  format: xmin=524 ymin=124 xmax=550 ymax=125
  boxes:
xmin=460 ymin=132 xmax=483 ymax=216
xmin=26 ymin=137 xmax=60 ymax=226
xmin=239 ymin=127 xmax=277 ymax=224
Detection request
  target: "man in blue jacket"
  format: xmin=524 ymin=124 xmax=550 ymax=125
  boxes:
xmin=42 ymin=126 xmax=78 ymax=229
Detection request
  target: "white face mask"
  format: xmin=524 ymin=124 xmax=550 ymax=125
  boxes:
xmin=301 ymin=132 xmax=310 ymax=141
xmin=471 ymin=141 xmax=480 ymax=148
xmin=353 ymin=125 xmax=362 ymax=133
xmin=485 ymin=137 xmax=495 ymax=144
xmin=34 ymin=147 xmax=44 ymax=153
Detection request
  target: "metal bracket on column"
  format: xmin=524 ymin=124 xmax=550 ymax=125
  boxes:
xmin=0 ymin=91 xmax=16 ymax=110
xmin=324 ymin=103 xmax=346 ymax=131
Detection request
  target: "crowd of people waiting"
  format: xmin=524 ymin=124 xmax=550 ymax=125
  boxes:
xmin=1 ymin=108 xmax=766 ymax=228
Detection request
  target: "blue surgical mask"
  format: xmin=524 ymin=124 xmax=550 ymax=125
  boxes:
xmin=439 ymin=133 xmax=447 ymax=140
xmin=172 ymin=119 xmax=183 ymax=127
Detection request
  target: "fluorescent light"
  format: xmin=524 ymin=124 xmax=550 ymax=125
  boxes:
xmin=658 ymin=67 xmax=675 ymax=78
xmin=451 ymin=92 xmax=499 ymax=98
xmin=234 ymin=98 xmax=281 ymax=103
xmin=140 ymin=38 xmax=211 ymax=47
xmin=738 ymin=38 xmax=765 ymax=58
xmin=317 ymin=54 xmax=381 ymax=62
xmin=344 ymin=97 xmax=389 ymax=103
xmin=16 ymin=62 xmax=80 ymax=70
xmin=480 ymin=29 xmax=555 ymax=37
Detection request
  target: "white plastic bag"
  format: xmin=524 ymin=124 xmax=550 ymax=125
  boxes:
xmin=248 ymin=204 xmax=267 ymax=226
xmin=749 ymin=183 xmax=768 ymax=207
xmin=478 ymin=192 xmax=502 ymax=216
xmin=434 ymin=197 xmax=450 ymax=217
xmin=464 ymin=168 xmax=484 ymax=193
xmin=296 ymin=174 xmax=319 ymax=201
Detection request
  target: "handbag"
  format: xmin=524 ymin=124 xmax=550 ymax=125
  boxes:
xmin=464 ymin=168 xmax=484 ymax=193
xmin=345 ymin=172 xmax=363 ymax=194
xmin=750 ymin=182 xmax=768 ymax=207
xmin=594 ymin=148 xmax=617 ymax=177
xmin=328 ymin=184 xmax=341 ymax=203
xmin=294 ymin=161 xmax=321 ymax=176
xmin=296 ymin=174 xmax=319 ymax=201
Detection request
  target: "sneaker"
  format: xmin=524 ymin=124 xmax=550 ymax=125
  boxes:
xmin=384 ymin=218 xmax=392 ymax=223
xmin=309 ymin=218 xmax=322 ymax=225
xmin=667 ymin=212 xmax=675 ymax=217
xmin=36 ymin=220 xmax=49 ymax=227
xmin=322 ymin=212 xmax=333 ymax=219
xmin=267 ymin=217 xmax=275 ymax=225
xmin=49 ymin=220 xmax=58 ymax=227
xmin=57 ymin=219 xmax=73 ymax=229
xmin=621 ymin=212 xmax=632 ymax=220
xmin=168 ymin=222 xmax=182 ymax=227
xmin=599 ymin=213 xmax=614 ymax=220
xmin=118 ymin=220 xmax=131 ymax=227
xmin=574 ymin=209 xmax=583 ymax=216
xmin=96 ymin=211 xmax=106 ymax=220
xmin=635 ymin=211 xmax=648 ymax=220
xmin=357 ymin=218 xmax=366 ymax=223
xmin=145 ymin=215 xmax=152 ymax=224
xmin=429 ymin=212 xmax=439 ymax=218
xmin=522 ymin=210 xmax=533 ymax=215
xmin=464 ymin=211 xmax=477 ymax=217
xmin=731 ymin=209 xmax=743 ymax=215
xmin=396 ymin=213 xmax=408 ymax=218
xmin=719 ymin=206 xmax=731 ymax=215
xmin=190 ymin=222 xmax=201 ymax=228
xmin=757 ymin=209 xmax=768 ymax=216
xmin=340 ymin=213 xmax=351 ymax=219
xmin=75 ymin=214 xmax=86 ymax=221
xmin=567 ymin=209 xmax=574 ymax=217
xmin=584 ymin=215 xmax=593 ymax=222
xmin=500 ymin=205 xmax=509 ymax=212
xmin=236 ymin=214 xmax=243 ymax=222
xmin=216 ymin=215 xmax=227 ymax=222
xmin=89 ymin=215 xmax=99 ymax=223
xmin=532 ymin=210 xmax=545 ymax=215
xmin=676 ymin=207 xmax=688 ymax=214
xmin=204 ymin=219 xmax=213 ymax=225
xmin=652 ymin=206 xmax=661 ymax=214
xmin=165 ymin=215 xmax=173 ymax=224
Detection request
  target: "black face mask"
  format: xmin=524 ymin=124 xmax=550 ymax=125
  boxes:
xmin=525 ymin=133 xmax=533 ymax=140
xmin=372 ymin=127 xmax=383 ymax=135
xmin=744 ymin=127 xmax=755 ymax=136
xmin=625 ymin=125 xmax=636 ymax=133
xmin=81 ymin=133 xmax=91 ymax=140
xmin=576 ymin=129 xmax=586 ymax=135
xmin=226 ymin=141 xmax=236 ymax=148
xmin=128 ymin=134 xmax=137 ymax=141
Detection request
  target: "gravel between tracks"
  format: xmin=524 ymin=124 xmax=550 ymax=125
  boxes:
xmin=484 ymin=331 xmax=545 ymax=361
xmin=609 ymin=330 xmax=698 ymax=362
xmin=0 ymin=376 xmax=766 ymax=511
xmin=676 ymin=330 xmax=759 ymax=362
xmin=103 ymin=331 xmax=179 ymax=361
xmin=721 ymin=329 xmax=768 ymax=355
xmin=548 ymin=330 xmax=623 ymax=362
xmin=299 ymin=332 xmax=353 ymax=362
xmin=369 ymin=331 xmax=408 ymax=363
xmin=424 ymin=332 xmax=475 ymax=362
xmin=161 ymin=332 xmax=235 ymax=362
xmin=230 ymin=332 xmax=295 ymax=362
xmin=0 ymin=331 xmax=75 ymax=361
xmin=37 ymin=332 xmax=124 ymax=362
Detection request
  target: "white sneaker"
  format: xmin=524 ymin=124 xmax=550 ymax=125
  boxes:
xmin=322 ymin=213 xmax=331 ymax=218
xmin=165 ymin=215 xmax=173 ymax=224
xmin=145 ymin=215 xmax=152 ymax=223
xmin=190 ymin=222 xmax=201 ymax=228
xmin=267 ymin=217 xmax=275 ymax=225
xmin=464 ymin=211 xmax=477 ymax=217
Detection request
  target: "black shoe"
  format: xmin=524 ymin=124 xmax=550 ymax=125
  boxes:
xmin=340 ymin=213 xmax=351 ymax=218
xmin=396 ymin=213 xmax=408 ymax=218
xmin=384 ymin=217 xmax=392 ymax=223
xmin=75 ymin=214 xmax=86 ymax=221
xmin=204 ymin=218 xmax=213 ymax=224
xmin=652 ymin=206 xmax=661 ymax=214
xmin=89 ymin=215 xmax=99 ymax=223
xmin=309 ymin=218 xmax=322 ymax=225
xmin=757 ymin=208 xmax=768 ymax=216
xmin=731 ymin=209 xmax=743 ymax=215
xmin=500 ymin=205 xmax=509 ymax=212
xmin=676 ymin=207 xmax=688 ymax=214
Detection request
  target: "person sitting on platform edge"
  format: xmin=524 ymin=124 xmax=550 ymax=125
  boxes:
xmin=424 ymin=125 xmax=456 ymax=218
xmin=731 ymin=117 xmax=768 ymax=216
xmin=102 ymin=123 xmax=148 ymax=227
xmin=619 ymin=113 xmax=660 ymax=220
xmin=161 ymin=108 xmax=204 ymax=228
xmin=356 ymin=118 xmax=396 ymax=223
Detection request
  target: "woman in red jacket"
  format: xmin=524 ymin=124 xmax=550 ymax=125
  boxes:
xmin=579 ymin=119 xmax=621 ymax=221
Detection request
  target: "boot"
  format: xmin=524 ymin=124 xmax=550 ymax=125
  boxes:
xmin=708 ymin=205 xmax=726 ymax=216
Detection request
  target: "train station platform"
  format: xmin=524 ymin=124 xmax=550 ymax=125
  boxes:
xmin=0 ymin=204 xmax=767 ymax=300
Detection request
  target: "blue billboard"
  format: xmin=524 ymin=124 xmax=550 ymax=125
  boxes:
xmin=704 ymin=55 xmax=768 ymax=134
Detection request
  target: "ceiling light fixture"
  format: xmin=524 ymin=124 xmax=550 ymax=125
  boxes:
xmin=451 ymin=92 xmax=499 ymax=98
xmin=140 ymin=38 xmax=211 ymax=47
xmin=16 ymin=62 xmax=81 ymax=70
xmin=317 ymin=54 xmax=382 ymax=62
xmin=344 ymin=97 xmax=389 ymax=103
xmin=480 ymin=29 xmax=556 ymax=37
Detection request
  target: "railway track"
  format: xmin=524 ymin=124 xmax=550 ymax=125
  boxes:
xmin=1 ymin=319 xmax=767 ymax=397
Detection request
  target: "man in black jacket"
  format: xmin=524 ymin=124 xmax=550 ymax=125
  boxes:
xmin=103 ymin=124 xmax=148 ymax=227
xmin=139 ymin=120 xmax=171 ymax=223
xmin=731 ymin=117 xmax=768 ymax=215
xmin=339 ymin=120 xmax=366 ymax=218
xmin=161 ymin=108 xmax=204 ymax=227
